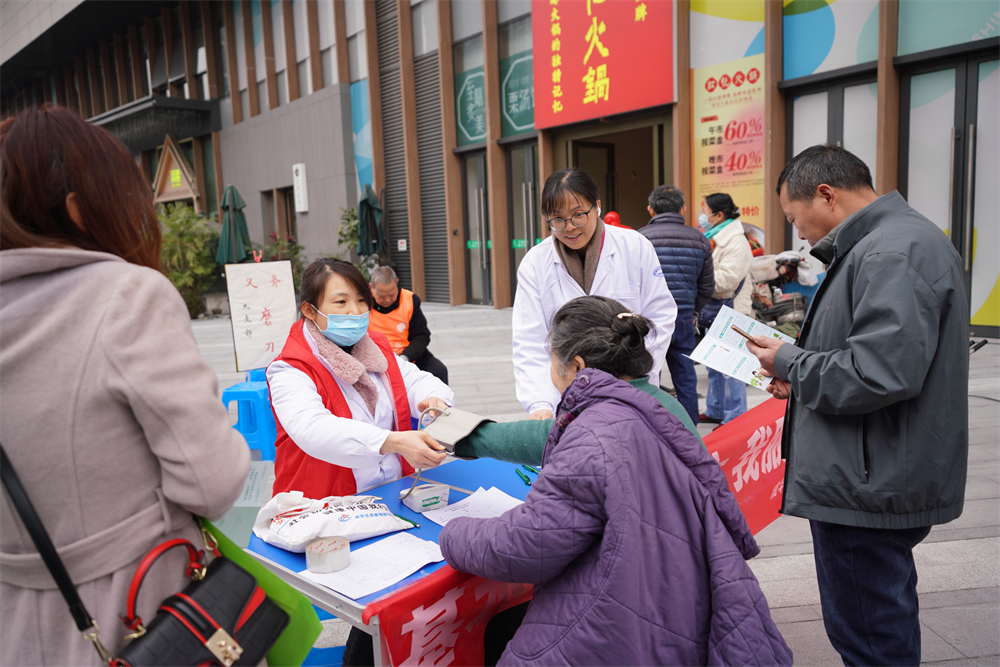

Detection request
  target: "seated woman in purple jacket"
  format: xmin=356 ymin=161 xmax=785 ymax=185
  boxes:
xmin=438 ymin=296 xmax=792 ymax=667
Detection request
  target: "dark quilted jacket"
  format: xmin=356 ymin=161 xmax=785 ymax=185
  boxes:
xmin=439 ymin=369 xmax=792 ymax=667
xmin=639 ymin=212 xmax=716 ymax=313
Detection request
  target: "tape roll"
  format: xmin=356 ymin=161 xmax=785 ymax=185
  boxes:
xmin=305 ymin=536 xmax=351 ymax=574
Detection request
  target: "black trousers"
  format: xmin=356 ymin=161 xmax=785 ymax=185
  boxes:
xmin=414 ymin=349 xmax=449 ymax=384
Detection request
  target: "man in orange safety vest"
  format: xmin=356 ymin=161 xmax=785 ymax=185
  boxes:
xmin=368 ymin=266 xmax=449 ymax=383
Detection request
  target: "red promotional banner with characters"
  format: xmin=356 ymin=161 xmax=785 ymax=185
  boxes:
xmin=532 ymin=0 xmax=675 ymax=129
xmin=704 ymin=397 xmax=786 ymax=534
xmin=363 ymin=568 xmax=532 ymax=666
xmin=366 ymin=398 xmax=785 ymax=665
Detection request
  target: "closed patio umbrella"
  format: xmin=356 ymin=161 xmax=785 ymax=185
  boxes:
xmin=357 ymin=183 xmax=387 ymax=258
xmin=216 ymin=185 xmax=252 ymax=264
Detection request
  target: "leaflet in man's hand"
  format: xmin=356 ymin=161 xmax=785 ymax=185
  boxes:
xmin=689 ymin=306 xmax=795 ymax=390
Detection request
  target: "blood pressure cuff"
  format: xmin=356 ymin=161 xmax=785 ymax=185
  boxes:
xmin=420 ymin=408 xmax=495 ymax=458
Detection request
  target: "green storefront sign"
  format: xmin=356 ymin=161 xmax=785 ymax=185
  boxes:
xmin=455 ymin=67 xmax=486 ymax=146
xmin=500 ymin=51 xmax=534 ymax=137
xmin=466 ymin=240 xmax=494 ymax=250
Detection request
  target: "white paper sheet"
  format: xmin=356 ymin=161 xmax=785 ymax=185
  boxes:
xmin=299 ymin=532 xmax=444 ymax=600
xmin=689 ymin=305 xmax=796 ymax=390
xmin=423 ymin=487 xmax=524 ymax=527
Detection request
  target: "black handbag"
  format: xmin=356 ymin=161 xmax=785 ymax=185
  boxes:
xmin=697 ymin=277 xmax=747 ymax=330
xmin=0 ymin=444 xmax=289 ymax=666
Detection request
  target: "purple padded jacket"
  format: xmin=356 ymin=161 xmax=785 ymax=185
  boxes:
xmin=439 ymin=369 xmax=792 ymax=666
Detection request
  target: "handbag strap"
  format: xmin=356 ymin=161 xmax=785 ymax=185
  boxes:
xmin=0 ymin=443 xmax=112 ymax=662
xmin=120 ymin=538 xmax=204 ymax=635
xmin=0 ymin=444 xmax=94 ymax=632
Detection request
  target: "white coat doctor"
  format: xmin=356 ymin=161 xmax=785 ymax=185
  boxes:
xmin=513 ymin=169 xmax=677 ymax=419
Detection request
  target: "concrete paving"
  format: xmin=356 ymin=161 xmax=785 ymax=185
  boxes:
xmin=191 ymin=305 xmax=1000 ymax=665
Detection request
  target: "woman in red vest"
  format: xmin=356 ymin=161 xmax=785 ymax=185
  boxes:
xmin=267 ymin=259 xmax=452 ymax=499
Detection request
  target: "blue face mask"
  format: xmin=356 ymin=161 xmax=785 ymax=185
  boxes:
xmin=698 ymin=213 xmax=710 ymax=229
xmin=310 ymin=305 xmax=370 ymax=347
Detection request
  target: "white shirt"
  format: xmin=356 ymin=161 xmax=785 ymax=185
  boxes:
xmin=267 ymin=328 xmax=455 ymax=492
xmin=512 ymin=224 xmax=678 ymax=415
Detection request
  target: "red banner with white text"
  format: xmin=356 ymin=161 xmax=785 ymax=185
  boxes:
xmin=704 ymin=397 xmax=786 ymax=534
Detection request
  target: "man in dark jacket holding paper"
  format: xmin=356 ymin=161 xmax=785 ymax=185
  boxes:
xmin=639 ymin=185 xmax=715 ymax=423
xmin=748 ymin=145 xmax=969 ymax=667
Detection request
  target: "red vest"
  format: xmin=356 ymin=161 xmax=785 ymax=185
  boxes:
xmin=268 ymin=320 xmax=415 ymax=499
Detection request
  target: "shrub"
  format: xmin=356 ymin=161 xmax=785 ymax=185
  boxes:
xmin=335 ymin=206 xmax=381 ymax=282
xmin=253 ymin=232 xmax=306 ymax=292
xmin=158 ymin=203 xmax=220 ymax=318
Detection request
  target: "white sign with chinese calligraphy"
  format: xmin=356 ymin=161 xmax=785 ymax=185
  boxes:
xmin=225 ymin=261 xmax=297 ymax=371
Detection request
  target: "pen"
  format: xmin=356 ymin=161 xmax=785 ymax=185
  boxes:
xmin=522 ymin=465 xmax=540 ymax=475
xmin=515 ymin=469 xmax=532 ymax=486
xmin=394 ymin=514 xmax=420 ymax=529
xmin=730 ymin=324 xmax=756 ymax=343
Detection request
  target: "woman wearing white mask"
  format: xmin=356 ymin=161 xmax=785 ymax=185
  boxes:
xmin=266 ymin=259 xmax=452 ymax=500
xmin=698 ymin=193 xmax=753 ymax=426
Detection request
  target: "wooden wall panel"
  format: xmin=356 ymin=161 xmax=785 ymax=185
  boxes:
xmin=64 ymin=62 xmax=79 ymax=114
xmin=162 ymin=6 xmax=181 ymax=97
xmin=242 ymin=0 xmax=261 ymax=116
xmin=307 ymin=0 xmax=324 ymax=91
xmin=223 ymin=1 xmax=243 ymax=122
xmin=114 ymin=34 xmax=129 ymax=103
xmin=200 ymin=1 xmax=220 ymax=99
xmin=179 ymin=1 xmax=198 ymax=99
xmin=75 ymin=58 xmax=89 ymax=115
xmin=482 ymin=0 xmax=510 ymax=308
xmin=396 ymin=0 xmax=425 ymax=297
xmin=437 ymin=0 xmax=466 ymax=305
xmin=261 ymin=0 xmax=279 ymax=109
xmin=537 ymin=128 xmax=553 ymax=240
xmin=876 ymin=0 xmax=900 ymax=194
xmin=763 ymin=0 xmax=786 ymax=253
xmin=282 ymin=0 xmax=300 ymax=101
xmin=53 ymin=68 xmax=67 ymax=107
xmin=99 ymin=42 xmax=115 ymax=109
xmin=86 ymin=50 xmax=102 ymax=115
xmin=364 ymin=0 xmax=385 ymax=193
xmin=144 ymin=17 xmax=158 ymax=93
xmin=333 ymin=0 xmax=350 ymax=84
xmin=672 ymin=0 xmax=692 ymax=225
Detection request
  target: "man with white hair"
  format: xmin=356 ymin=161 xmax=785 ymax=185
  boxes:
xmin=368 ymin=266 xmax=448 ymax=383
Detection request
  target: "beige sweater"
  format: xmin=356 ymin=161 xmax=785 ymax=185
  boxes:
xmin=0 ymin=248 xmax=250 ymax=665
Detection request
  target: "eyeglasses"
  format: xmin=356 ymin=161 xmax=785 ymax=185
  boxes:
xmin=545 ymin=205 xmax=595 ymax=232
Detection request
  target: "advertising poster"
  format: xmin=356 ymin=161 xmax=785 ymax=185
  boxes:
xmin=691 ymin=53 xmax=766 ymax=233
xmin=531 ymin=0 xmax=674 ymax=130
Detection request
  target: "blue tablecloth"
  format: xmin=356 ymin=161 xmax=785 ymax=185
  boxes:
xmin=247 ymin=457 xmax=534 ymax=605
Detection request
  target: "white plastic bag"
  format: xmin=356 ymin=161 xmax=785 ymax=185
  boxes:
xmin=252 ymin=491 xmax=413 ymax=552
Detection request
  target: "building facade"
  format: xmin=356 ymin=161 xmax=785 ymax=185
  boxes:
xmin=2 ymin=0 xmax=997 ymax=336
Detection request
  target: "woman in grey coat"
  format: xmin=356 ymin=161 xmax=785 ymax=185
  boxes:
xmin=0 ymin=107 xmax=250 ymax=665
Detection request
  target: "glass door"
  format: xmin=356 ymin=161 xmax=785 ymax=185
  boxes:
xmin=900 ymin=52 xmax=999 ymax=337
xmin=507 ymin=141 xmax=539 ymax=298
xmin=785 ymin=74 xmax=878 ymax=255
xmin=462 ymin=151 xmax=492 ymax=305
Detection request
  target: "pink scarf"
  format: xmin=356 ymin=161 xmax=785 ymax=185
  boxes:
xmin=305 ymin=320 xmax=388 ymax=415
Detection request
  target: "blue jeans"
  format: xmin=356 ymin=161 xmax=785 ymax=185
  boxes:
xmin=666 ymin=312 xmax=699 ymax=424
xmin=705 ymin=367 xmax=746 ymax=423
xmin=810 ymin=520 xmax=932 ymax=666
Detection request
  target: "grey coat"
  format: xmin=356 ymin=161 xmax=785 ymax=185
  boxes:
xmin=0 ymin=248 xmax=250 ymax=665
xmin=774 ymin=191 xmax=969 ymax=529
